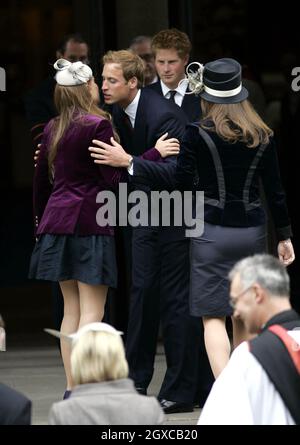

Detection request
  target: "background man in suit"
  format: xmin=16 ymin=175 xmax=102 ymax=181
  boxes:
xmin=146 ymin=28 xmax=201 ymax=122
xmin=129 ymin=35 xmax=157 ymax=86
xmin=0 ymin=383 xmax=32 ymax=425
xmin=91 ymin=50 xmax=204 ymax=413
xmin=24 ymin=33 xmax=89 ymax=144
xmin=0 ymin=313 xmax=31 ymax=425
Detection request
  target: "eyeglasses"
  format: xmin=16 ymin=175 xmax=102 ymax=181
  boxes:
xmin=229 ymin=285 xmax=254 ymax=309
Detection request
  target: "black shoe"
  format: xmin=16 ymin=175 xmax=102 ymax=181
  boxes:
xmin=135 ymin=387 xmax=147 ymax=395
xmin=159 ymin=399 xmax=194 ymax=414
xmin=63 ymin=390 xmax=72 ymax=400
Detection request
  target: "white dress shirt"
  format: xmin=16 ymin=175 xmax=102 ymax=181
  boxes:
xmin=123 ymin=90 xmax=141 ymax=174
xmin=124 ymin=89 xmax=141 ymax=128
xmin=198 ymin=337 xmax=299 ymax=425
xmin=160 ymin=79 xmax=188 ymax=107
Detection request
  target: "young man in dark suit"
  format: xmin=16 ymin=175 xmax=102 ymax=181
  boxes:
xmin=91 ymin=50 xmax=205 ymax=413
xmin=144 ymin=29 xmax=214 ymax=405
xmin=146 ymin=28 xmax=201 ymax=123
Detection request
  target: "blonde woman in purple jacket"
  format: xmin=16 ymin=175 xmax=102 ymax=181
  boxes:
xmin=29 ymin=59 xmax=171 ymax=398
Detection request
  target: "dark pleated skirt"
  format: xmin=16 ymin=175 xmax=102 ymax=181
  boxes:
xmin=190 ymin=222 xmax=266 ymax=317
xmin=28 ymin=233 xmax=117 ymax=287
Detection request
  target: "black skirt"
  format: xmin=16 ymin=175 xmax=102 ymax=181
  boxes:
xmin=29 ymin=233 xmax=117 ymax=287
xmin=189 ymin=222 xmax=266 ymax=317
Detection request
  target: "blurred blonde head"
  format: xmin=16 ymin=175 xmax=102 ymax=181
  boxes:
xmin=71 ymin=330 xmax=129 ymax=386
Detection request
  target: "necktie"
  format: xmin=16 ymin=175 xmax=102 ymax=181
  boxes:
xmin=123 ymin=111 xmax=133 ymax=131
xmin=168 ymin=90 xmax=177 ymax=104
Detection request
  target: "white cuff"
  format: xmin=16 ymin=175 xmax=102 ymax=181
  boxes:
xmin=127 ymin=157 xmax=134 ymax=175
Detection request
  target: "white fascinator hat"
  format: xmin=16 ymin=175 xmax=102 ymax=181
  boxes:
xmin=44 ymin=322 xmax=123 ymax=343
xmin=54 ymin=58 xmax=93 ymax=86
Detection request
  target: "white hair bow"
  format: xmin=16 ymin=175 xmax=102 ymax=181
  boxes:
xmin=178 ymin=62 xmax=204 ymax=95
xmin=54 ymin=58 xmax=93 ymax=86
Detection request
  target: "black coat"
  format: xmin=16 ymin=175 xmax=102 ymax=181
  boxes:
xmin=175 ymin=124 xmax=292 ymax=240
xmin=0 ymin=383 xmax=31 ymax=425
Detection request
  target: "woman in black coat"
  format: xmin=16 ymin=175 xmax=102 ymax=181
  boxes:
xmin=175 ymin=58 xmax=295 ymax=378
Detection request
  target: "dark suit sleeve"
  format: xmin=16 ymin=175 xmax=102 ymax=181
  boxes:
xmin=14 ymin=399 xmax=32 ymax=425
xmin=260 ymin=138 xmax=292 ymax=240
xmin=152 ymin=111 xmax=186 ymax=141
xmin=95 ymin=120 xmax=128 ymax=188
xmin=0 ymin=384 xmax=31 ymax=425
xmin=131 ymin=156 xmax=177 ymax=190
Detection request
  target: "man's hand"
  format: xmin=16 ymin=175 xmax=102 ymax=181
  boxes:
xmin=155 ymin=132 xmax=180 ymax=158
xmin=34 ymin=144 xmax=41 ymax=167
xmin=89 ymin=137 xmax=132 ymax=167
xmin=278 ymin=239 xmax=295 ymax=266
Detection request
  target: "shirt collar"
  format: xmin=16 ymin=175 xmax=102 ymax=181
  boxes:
xmin=261 ymin=309 xmax=299 ymax=331
xmin=160 ymin=79 xmax=188 ymax=98
xmin=124 ymin=89 xmax=141 ymax=127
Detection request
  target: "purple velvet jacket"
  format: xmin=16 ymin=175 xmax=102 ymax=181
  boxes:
xmin=33 ymin=114 xmax=161 ymax=236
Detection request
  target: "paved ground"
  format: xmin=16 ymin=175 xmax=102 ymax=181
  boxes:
xmin=0 ymin=338 xmax=201 ymax=425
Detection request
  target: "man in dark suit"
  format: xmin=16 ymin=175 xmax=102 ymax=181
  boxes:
xmin=24 ymin=33 xmax=89 ymax=144
xmin=0 ymin=315 xmax=31 ymax=425
xmin=0 ymin=384 xmax=31 ymax=425
xmin=144 ymin=29 xmax=213 ymax=405
xmin=129 ymin=35 xmax=158 ymax=86
xmin=146 ymin=28 xmax=201 ymax=123
xmin=91 ymin=49 xmax=204 ymax=413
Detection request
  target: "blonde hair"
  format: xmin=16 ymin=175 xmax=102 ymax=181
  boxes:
xmin=103 ymin=50 xmax=145 ymax=88
xmin=47 ymin=82 xmax=111 ymax=178
xmin=200 ymin=99 xmax=273 ymax=148
xmin=71 ymin=331 xmax=129 ymax=385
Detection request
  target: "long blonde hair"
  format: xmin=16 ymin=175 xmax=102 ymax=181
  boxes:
xmin=200 ymin=99 xmax=273 ymax=147
xmin=47 ymin=82 xmax=111 ymax=178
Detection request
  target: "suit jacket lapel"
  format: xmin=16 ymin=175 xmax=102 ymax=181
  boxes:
xmin=132 ymin=91 xmax=149 ymax=155
xmin=152 ymin=81 xmax=163 ymax=96
xmin=112 ymin=105 xmax=134 ymax=153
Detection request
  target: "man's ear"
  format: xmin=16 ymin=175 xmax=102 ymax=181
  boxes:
xmin=254 ymin=283 xmax=264 ymax=304
xmin=56 ymin=51 xmax=63 ymax=59
xmin=183 ymin=55 xmax=189 ymax=66
xmin=128 ymin=77 xmax=138 ymax=89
